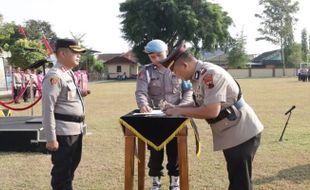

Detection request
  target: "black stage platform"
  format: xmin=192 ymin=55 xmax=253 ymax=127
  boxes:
xmin=0 ymin=116 xmax=47 ymax=152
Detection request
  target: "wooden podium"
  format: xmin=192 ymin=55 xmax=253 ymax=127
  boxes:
xmin=124 ymin=127 xmax=189 ymax=190
xmin=120 ymin=110 xmax=190 ymax=190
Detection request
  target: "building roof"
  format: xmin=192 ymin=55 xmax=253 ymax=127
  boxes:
xmin=202 ymin=50 xmax=228 ymax=65
xmin=251 ymin=49 xmax=282 ymax=66
xmin=105 ymin=56 xmax=136 ymax=64
xmin=97 ymin=53 xmax=122 ymax=61
xmin=97 ymin=50 xmax=137 ymax=64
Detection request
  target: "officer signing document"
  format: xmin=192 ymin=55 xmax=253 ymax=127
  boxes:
xmin=42 ymin=38 xmax=88 ymax=190
xmin=161 ymin=44 xmax=264 ymax=190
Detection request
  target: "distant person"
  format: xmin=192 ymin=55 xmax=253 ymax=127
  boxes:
xmin=300 ymin=67 xmax=308 ymax=82
xmin=36 ymin=70 xmax=44 ymax=93
xmin=42 ymin=38 xmax=88 ymax=190
xmin=135 ymin=39 xmax=193 ymax=190
xmin=30 ymin=69 xmax=38 ymax=97
xmin=22 ymin=68 xmax=31 ymax=102
xmin=12 ymin=67 xmax=22 ymax=104
xmin=161 ymin=45 xmax=264 ymax=190
xmin=122 ymin=72 xmax=126 ymax=80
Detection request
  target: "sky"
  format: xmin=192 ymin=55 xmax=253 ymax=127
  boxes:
xmin=0 ymin=0 xmax=309 ymax=55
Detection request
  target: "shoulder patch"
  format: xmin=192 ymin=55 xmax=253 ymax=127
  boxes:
xmin=203 ymin=74 xmax=214 ymax=89
xmin=50 ymin=76 xmax=60 ymax=85
xmin=138 ymin=70 xmax=145 ymax=79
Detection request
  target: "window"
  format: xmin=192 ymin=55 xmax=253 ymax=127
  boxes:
xmin=117 ymin=66 xmax=122 ymax=72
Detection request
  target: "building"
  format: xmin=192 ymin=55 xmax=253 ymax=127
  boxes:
xmin=250 ymin=49 xmax=282 ymax=68
xmin=97 ymin=51 xmax=139 ymax=79
xmin=203 ymin=50 xmax=228 ymax=66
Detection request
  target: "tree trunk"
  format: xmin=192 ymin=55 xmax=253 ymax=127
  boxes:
xmin=281 ymin=39 xmax=286 ymax=76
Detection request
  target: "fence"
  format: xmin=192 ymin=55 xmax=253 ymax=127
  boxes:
xmin=227 ymin=68 xmax=297 ymax=79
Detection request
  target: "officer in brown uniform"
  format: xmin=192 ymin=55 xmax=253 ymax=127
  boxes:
xmin=12 ymin=67 xmax=22 ymax=103
xmin=135 ymin=39 xmax=193 ymax=190
xmin=161 ymin=45 xmax=264 ymax=190
xmin=42 ymin=38 xmax=88 ymax=190
xmin=22 ymin=68 xmax=31 ymax=102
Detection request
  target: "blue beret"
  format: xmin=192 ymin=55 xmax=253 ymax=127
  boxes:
xmin=144 ymin=39 xmax=168 ymax=54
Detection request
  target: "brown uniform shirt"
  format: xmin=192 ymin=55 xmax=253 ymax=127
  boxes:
xmin=13 ymin=72 xmax=22 ymax=88
xmin=135 ymin=64 xmax=193 ymax=109
xmin=192 ymin=61 xmax=264 ymax=151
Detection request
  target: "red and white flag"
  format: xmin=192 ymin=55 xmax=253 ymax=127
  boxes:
xmin=42 ymin=35 xmax=53 ymax=56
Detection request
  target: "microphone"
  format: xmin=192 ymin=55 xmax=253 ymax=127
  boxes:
xmin=285 ymin=106 xmax=296 ymax=115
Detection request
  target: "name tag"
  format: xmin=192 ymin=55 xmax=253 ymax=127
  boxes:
xmin=67 ymin=82 xmax=77 ymax=100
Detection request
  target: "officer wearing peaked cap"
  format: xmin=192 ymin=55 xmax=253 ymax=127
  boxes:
xmin=135 ymin=39 xmax=193 ymax=190
xmin=161 ymin=43 xmax=264 ymax=190
xmin=42 ymin=38 xmax=88 ymax=190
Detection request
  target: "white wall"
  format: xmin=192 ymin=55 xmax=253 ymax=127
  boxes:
xmin=0 ymin=57 xmax=6 ymax=89
xmin=227 ymin=68 xmax=297 ymax=78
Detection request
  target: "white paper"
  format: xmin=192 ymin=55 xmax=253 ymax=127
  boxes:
xmin=133 ymin=110 xmax=166 ymax=116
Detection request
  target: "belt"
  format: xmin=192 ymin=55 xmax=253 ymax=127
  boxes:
xmin=54 ymin=113 xmax=85 ymax=123
xmin=206 ymin=97 xmax=245 ymax=124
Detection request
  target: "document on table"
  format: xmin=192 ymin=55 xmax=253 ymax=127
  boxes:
xmin=133 ymin=110 xmax=166 ymax=116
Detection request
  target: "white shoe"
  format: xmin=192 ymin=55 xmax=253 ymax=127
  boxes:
xmin=150 ymin=176 xmax=161 ymax=190
xmin=170 ymin=176 xmax=180 ymax=190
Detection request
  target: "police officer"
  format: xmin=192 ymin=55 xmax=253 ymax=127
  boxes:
xmin=135 ymin=39 xmax=193 ymax=190
xmin=161 ymin=45 xmax=264 ymax=190
xmin=22 ymin=68 xmax=31 ymax=102
xmin=12 ymin=67 xmax=22 ymax=104
xmin=42 ymin=38 xmax=87 ymax=190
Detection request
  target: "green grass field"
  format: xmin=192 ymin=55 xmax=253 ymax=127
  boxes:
xmin=0 ymin=77 xmax=309 ymax=190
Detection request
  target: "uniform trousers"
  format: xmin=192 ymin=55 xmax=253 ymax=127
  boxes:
xmin=223 ymin=133 xmax=261 ymax=190
xmin=13 ymin=86 xmax=21 ymax=103
xmin=23 ymin=87 xmax=30 ymax=102
xmin=148 ymin=137 xmax=179 ymax=177
xmin=51 ymin=134 xmax=83 ymax=190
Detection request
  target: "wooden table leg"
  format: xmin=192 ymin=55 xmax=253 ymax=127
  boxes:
xmin=178 ymin=127 xmax=189 ymax=190
xmin=125 ymin=129 xmax=136 ymax=190
xmin=138 ymin=139 xmax=146 ymax=190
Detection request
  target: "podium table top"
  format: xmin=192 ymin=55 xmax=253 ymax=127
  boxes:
xmin=120 ymin=109 xmax=190 ymax=151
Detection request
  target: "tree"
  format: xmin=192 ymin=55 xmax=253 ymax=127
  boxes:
xmin=119 ymin=0 xmax=233 ymax=64
xmin=255 ymin=0 xmax=299 ymax=76
xmin=286 ymin=43 xmax=302 ymax=67
xmin=8 ymin=38 xmax=47 ymax=68
xmin=0 ymin=16 xmax=57 ymax=68
xmin=92 ymin=59 xmax=104 ymax=74
xmin=24 ymin=19 xmax=57 ymax=45
xmin=227 ymin=31 xmax=248 ymax=68
xmin=301 ymin=28 xmax=308 ymax=63
xmin=0 ymin=15 xmax=20 ymax=50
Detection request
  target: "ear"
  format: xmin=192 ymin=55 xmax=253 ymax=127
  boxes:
xmin=182 ymin=61 xmax=189 ymax=69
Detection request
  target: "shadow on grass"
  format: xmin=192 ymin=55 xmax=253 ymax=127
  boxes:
xmin=254 ymin=164 xmax=310 ymax=185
